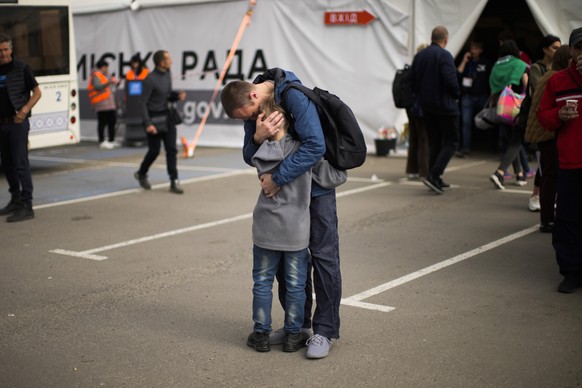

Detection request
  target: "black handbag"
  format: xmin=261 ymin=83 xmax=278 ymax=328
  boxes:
xmin=169 ymin=103 xmax=182 ymax=125
xmin=474 ymin=94 xmax=497 ymax=130
xmin=150 ymin=115 xmax=168 ymax=133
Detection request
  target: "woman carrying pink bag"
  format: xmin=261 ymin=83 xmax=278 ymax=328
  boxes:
xmin=488 ymin=40 xmax=529 ymax=189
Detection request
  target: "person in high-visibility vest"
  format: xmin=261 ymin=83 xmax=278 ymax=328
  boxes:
xmin=88 ymin=59 xmax=120 ymax=149
xmin=126 ymin=53 xmax=149 ymax=81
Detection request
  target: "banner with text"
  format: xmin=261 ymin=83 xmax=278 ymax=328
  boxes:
xmin=75 ymin=0 xmax=410 ymax=149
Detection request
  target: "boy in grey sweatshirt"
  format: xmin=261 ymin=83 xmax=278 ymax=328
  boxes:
xmin=247 ymin=98 xmax=346 ymax=353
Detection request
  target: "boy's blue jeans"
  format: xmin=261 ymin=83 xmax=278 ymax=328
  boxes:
xmin=252 ymin=245 xmax=309 ymax=334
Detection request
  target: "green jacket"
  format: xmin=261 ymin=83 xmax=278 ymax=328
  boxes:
xmin=489 ymin=55 xmax=527 ymax=94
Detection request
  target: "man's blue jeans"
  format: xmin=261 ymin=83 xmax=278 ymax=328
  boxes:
xmin=252 ymin=245 xmax=309 ymax=334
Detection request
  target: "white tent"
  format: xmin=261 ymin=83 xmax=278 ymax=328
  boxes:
xmin=71 ymin=0 xmax=582 ymax=150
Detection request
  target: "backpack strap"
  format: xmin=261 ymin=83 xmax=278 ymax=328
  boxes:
xmin=280 ymin=83 xmax=321 ymax=139
xmin=283 ymin=82 xmax=316 ymax=100
xmin=282 ymin=83 xmax=323 ymax=111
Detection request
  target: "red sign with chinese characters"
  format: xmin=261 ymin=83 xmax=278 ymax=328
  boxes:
xmin=324 ymin=10 xmax=376 ymax=25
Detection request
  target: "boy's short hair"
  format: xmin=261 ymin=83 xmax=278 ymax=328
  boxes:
xmin=260 ymin=97 xmax=288 ymax=132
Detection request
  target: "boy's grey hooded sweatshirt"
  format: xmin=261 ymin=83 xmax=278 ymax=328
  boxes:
xmin=251 ymin=133 xmax=346 ymax=251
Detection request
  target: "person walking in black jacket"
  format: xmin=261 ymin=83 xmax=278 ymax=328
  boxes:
xmin=410 ymin=26 xmax=461 ymax=194
xmin=134 ymin=50 xmax=185 ymax=194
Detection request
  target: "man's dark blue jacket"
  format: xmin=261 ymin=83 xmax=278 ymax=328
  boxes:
xmin=410 ymin=43 xmax=460 ymax=116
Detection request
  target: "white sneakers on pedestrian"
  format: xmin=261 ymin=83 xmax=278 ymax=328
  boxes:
xmin=529 ymin=195 xmax=541 ymax=212
xmin=306 ymin=334 xmax=334 ymax=359
xmin=99 ymin=140 xmax=121 ymax=149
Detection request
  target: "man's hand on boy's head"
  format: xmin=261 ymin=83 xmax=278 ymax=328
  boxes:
xmin=254 ymin=111 xmax=283 ymax=144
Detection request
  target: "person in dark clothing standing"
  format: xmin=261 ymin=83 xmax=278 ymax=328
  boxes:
xmin=134 ymin=50 xmax=185 ymax=194
xmin=0 ymin=33 xmax=42 ymax=222
xmin=456 ymin=39 xmax=491 ymax=157
xmin=537 ymin=27 xmax=582 ymax=293
xmin=410 ymin=26 xmax=461 ymax=194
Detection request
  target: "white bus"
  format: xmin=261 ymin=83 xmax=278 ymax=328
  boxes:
xmin=0 ymin=0 xmax=80 ymax=149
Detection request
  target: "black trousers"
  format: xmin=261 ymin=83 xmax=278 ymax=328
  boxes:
xmin=276 ymin=192 xmax=341 ymax=339
xmin=424 ymin=113 xmax=460 ymax=178
xmin=0 ymin=120 xmax=33 ymax=202
xmin=137 ymin=119 xmax=178 ymax=181
xmin=97 ymin=110 xmax=117 ymax=143
xmin=538 ymin=140 xmax=558 ymax=226
xmin=405 ymin=108 xmax=429 ymax=177
xmin=553 ymin=168 xmax=582 ymax=275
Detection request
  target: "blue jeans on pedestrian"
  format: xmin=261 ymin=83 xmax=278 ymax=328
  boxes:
xmin=460 ymin=94 xmax=488 ymax=153
xmin=252 ymin=245 xmax=309 ymax=334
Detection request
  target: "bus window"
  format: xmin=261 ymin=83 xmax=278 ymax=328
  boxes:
xmin=1 ymin=2 xmax=80 ymax=149
xmin=0 ymin=6 xmax=70 ymax=76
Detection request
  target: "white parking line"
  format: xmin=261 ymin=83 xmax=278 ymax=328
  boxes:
xmin=36 ymin=169 xmax=254 ymax=209
xmin=30 ymin=155 xmax=242 ymax=173
xmin=50 ymin=213 xmax=253 ymax=261
xmin=48 ymin=173 xmax=538 ymax=314
xmin=342 ymin=224 xmax=539 ymax=312
xmin=49 ymin=182 xmax=392 ymax=260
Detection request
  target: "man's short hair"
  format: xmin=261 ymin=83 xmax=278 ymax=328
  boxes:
xmin=153 ymin=50 xmax=167 ymax=67
xmin=431 ymin=26 xmax=448 ymax=43
xmin=0 ymin=33 xmax=13 ymax=48
xmin=220 ymin=81 xmax=254 ymax=118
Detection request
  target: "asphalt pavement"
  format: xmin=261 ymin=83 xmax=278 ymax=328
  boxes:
xmin=0 ymin=141 xmax=581 ymax=388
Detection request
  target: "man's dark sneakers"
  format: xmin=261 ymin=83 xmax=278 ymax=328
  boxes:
xmin=247 ymin=331 xmax=270 ymax=352
xmin=490 ymin=171 xmax=505 ymax=190
xmin=439 ymin=178 xmax=450 ymax=191
xmin=282 ymin=332 xmax=307 ymax=352
xmin=423 ymin=175 xmax=443 ymax=194
xmin=558 ymin=273 xmax=582 ymax=294
xmin=134 ymin=172 xmax=151 ymax=190
xmin=7 ymin=201 xmax=34 ymax=222
xmin=539 ymin=222 xmax=554 ymax=233
xmin=170 ymin=180 xmax=184 ymax=194
xmin=0 ymin=198 xmax=23 ymax=216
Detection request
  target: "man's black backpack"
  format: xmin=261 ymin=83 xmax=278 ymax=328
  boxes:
xmin=392 ymin=64 xmax=414 ymax=109
xmin=282 ymin=83 xmax=367 ymax=171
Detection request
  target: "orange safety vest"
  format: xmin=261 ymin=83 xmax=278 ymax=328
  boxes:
xmin=126 ymin=68 xmax=149 ymax=81
xmin=88 ymin=70 xmax=111 ymax=105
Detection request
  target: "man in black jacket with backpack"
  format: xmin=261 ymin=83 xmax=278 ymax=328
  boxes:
xmin=411 ymin=25 xmax=461 ymax=194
